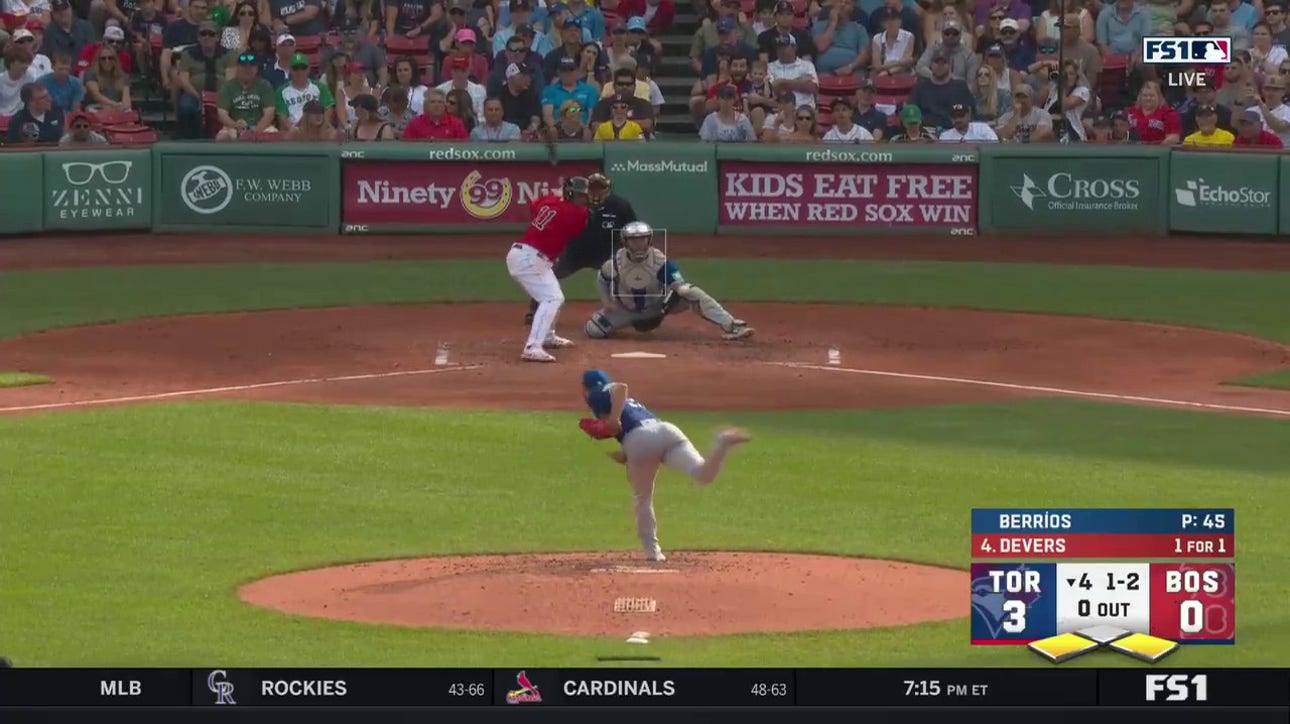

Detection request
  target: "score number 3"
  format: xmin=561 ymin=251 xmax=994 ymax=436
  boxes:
xmin=1002 ymin=600 xmax=1027 ymax=633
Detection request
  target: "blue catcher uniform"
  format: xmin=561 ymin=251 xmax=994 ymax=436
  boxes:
xmin=582 ymin=369 xmax=751 ymax=562
xmin=583 ymin=222 xmax=754 ymax=340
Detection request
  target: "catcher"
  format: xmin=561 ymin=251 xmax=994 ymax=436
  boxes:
xmin=523 ymin=172 xmax=637 ymax=325
xmin=584 ymin=221 xmax=754 ymax=340
xmin=579 ymin=369 xmax=751 ymax=562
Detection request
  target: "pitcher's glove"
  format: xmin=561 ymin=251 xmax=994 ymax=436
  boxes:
xmin=580 ymin=417 xmax=617 ymax=439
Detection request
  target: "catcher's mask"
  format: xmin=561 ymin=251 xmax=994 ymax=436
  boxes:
xmin=620 ymin=221 xmax=654 ymax=262
xmin=587 ymin=172 xmax=611 ymax=205
xmin=563 ymin=175 xmax=590 ymax=204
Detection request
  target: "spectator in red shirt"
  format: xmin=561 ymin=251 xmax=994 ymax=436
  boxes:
xmin=403 ymin=87 xmax=469 ymax=139
xmin=704 ymin=54 xmax=764 ymax=124
xmin=75 ymin=23 xmax=133 ymax=76
xmin=1125 ymin=81 xmax=1180 ymax=144
xmin=1234 ymin=106 xmax=1285 ymax=146
xmin=437 ymin=27 xmax=491 ymax=84
xmin=616 ymin=0 xmax=675 ymax=34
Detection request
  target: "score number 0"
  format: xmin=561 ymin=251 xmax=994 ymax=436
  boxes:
xmin=1178 ymin=600 xmax=1229 ymax=635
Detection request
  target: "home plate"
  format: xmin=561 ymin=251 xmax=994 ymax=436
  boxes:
xmin=611 ymin=352 xmax=668 ymax=359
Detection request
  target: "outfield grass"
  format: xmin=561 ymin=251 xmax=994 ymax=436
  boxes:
xmin=3 ymin=260 xmax=1290 ymax=342
xmin=0 ymin=372 xmax=50 ymax=388
xmin=0 ymin=400 xmax=1284 ymax=667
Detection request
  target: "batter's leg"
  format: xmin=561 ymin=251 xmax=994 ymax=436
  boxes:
xmin=528 ymin=254 xmax=589 ymax=320
xmin=507 ymin=246 xmax=565 ymax=358
xmin=660 ymin=424 xmax=752 ymax=486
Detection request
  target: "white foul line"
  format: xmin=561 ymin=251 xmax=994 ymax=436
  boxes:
xmin=767 ymin=362 xmax=1290 ymax=417
xmin=0 ymin=364 xmax=484 ymax=413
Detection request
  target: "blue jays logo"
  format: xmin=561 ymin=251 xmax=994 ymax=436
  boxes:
xmin=970 ymin=565 xmax=1042 ymax=638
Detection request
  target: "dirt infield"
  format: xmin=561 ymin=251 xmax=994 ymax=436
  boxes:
xmin=2 ymin=302 xmax=1288 ymax=416
xmin=238 ymin=552 xmax=966 ymax=636
xmin=4 ymin=232 xmax=1290 ymax=270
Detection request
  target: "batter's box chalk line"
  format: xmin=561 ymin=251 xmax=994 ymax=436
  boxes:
xmin=765 ymin=361 xmax=1290 ymax=417
xmin=0 ymin=364 xmax=485 ymax=413
xmin=613 ymin=597 xmax=658 ymax=614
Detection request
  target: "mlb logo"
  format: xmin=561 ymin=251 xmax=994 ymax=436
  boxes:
xmin=1142 ymin=37 xmax=1232 ymax=64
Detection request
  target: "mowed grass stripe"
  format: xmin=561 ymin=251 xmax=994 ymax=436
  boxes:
xmin=0 ymin=399 xmax=1283 ymax=666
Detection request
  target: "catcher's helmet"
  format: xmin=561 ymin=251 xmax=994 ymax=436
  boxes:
xmin=620 ymin=220 xmax=654 ymax=262
xmin=587 ymin=172 xmax=611 ymax=205
xmin=563 ymin=175 xmax=590 ymax=202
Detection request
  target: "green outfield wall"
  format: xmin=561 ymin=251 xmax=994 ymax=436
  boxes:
xmin=0 ymin=143 xmax=1286 ymax=238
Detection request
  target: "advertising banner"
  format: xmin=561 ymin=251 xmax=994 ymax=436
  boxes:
xmin=154 ymin=143 xmax=339 ymax=232
xmin=341 ymin=160 xmax=600 ymax=232
xmin=979 ymin=147 xmax=1170 ymax=234
xmin=717 ymin=161 xmax=977 ymax=233
xmin=603 ymin=142 xmax=717 ymax=234
xmin=44 ymin=149 xmax=152 ymax=231
xmin=0 ymin=153 xmax=44 ymax=235
xmin=1169 ymin=151 xmax=1278 ymax=235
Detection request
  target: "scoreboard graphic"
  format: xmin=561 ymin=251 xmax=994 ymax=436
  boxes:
xmin=969 ymin=509 xmax=1235 ymax=662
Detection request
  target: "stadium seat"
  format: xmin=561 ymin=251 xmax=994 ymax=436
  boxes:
xmin=791 ymin=0 xmax=808 ymax=13
xmin=91 ymin=108 xmax=140 ymax=125
xmin=385 ymin=34 xmax=429 ymax=55
xmin=602 ymin=9 xmax=621 ymax=27
xmin=873 ymin=73 xmax=914 ymax=94
xmin=104 ymin=124 xmax=158 ymax=144
xmin=1100 ymin=53 xmax=1131 ymax=108
xmin=791 ymin=15 xmax=808 ymax=29
xmin=816 ymin=108 xmax=832 ymax=126
xmin=292 ymin=35 xmax=323 ymax=53
xmin=740 ymin=0 xmax=755 ymax=13
xmin=0 ymin=115 xmax=9 ymax=136
xmin=818 ymin=74 xmax=860 ymax=95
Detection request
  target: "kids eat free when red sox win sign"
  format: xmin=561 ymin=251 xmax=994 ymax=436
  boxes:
xmin=718 ymin=162 xmax=978 ymax=232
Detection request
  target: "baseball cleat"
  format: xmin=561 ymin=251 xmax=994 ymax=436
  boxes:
xmin=718 ymin=428 xmax=753 ymax=446
xmin=722 ymin=324 xmax=755 ymax=340
xmin=644 ymin=549 xmax=667 ymax=562
xmin=543 ymin=334 xmax=576 ymax=349
xmin=521 ymin=347 xmax=557 ymax=363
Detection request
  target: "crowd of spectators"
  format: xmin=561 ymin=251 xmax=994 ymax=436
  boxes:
xmin=687 ymin=0 xmax=1290 ymax=145
xmin=0 ymin=0 xmax=674 ymax=143
xmin=0 ymin=0 xmax=1287 ymax=146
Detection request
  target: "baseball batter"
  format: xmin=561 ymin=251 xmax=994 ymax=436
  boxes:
xmin=523 ymin=173 xmax=637 ymax=325
xmin=579 ymin=369 xmax=752 ymax=562
xmin=584 ymin=221 xmax=755 ymax=341
xmin=506 ymin=176 xmax=592 ymax=362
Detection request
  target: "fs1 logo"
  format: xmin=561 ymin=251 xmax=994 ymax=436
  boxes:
xmin=1143 ymin=37 xmax=1231 ymax=64
xmin=1145 ymin=674 xmax=1208 ymax=702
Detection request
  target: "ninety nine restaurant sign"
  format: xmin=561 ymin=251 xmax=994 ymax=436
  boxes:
xmin=718 ymin=162 xmax=977 ymax=232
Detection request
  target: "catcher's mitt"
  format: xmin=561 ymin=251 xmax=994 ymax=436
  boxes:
xmin=579 ymin=417 xmax=617 ymax=439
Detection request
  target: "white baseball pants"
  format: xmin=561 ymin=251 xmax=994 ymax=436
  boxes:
xmin=506 ymin=243 xmax=564 ymax=352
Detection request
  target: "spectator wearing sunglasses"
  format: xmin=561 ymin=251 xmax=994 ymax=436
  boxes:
xmin=591 ymin=66 xmax=654 ymax=134
xmin=276 ymin=51 xmax=335 ymax=131
xmin=174 ymin=19 xmax=232 ymax=138
xmin=592 ymin=92 xmax=644 ymax=139
xmin=10 ymin=25 xmax=54 ymax=76
xmin=59 ymin=109 xmax=108 ymax=144
xmin=1265 ymin=3 xmax=1290 ymax=47
xmin=215 ymin=51 xmax=278 ymax=140
xmin=73 ymin=23 xmax=133 ymax=76
xmin=83 ymin=42 xmax=131 ymax=110
xmin=916 ymin=19 xmax=977 ymax=81
xmin=488 ymin=26 xmax=546 ymax=95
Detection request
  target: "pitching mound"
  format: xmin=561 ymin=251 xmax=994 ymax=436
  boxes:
xmin=238 ymin=551 xmax=967 ymax=637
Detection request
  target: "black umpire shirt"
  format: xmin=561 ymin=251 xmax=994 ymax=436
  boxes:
xmin=565 ymin=193 xmax=639 ymax=264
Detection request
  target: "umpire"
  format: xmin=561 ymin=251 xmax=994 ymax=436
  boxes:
xmin=524 ymin=173 xmax=638 ymax=324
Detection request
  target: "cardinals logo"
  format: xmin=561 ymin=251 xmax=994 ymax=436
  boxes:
xmin=506 ymin=671 xmax=542 ymax=705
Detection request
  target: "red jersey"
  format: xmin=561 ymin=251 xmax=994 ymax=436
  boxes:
xmin=1235 ymin=129 xmax=1284 ymax=147
xmin=519 ymin=194 xmax=590 ymax=259
xmin=1126 ymin=105 xmax=1181 ymax=144
xmin=402 ymin=113 xmax=469 ymax=141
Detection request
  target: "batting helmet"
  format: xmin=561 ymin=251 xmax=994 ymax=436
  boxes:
xmin=563 ymin=176 xmax=590 ymax=203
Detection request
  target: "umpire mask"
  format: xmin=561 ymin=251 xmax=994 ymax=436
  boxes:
xmin=620 ymin=221 xmax=654 ymax=262
xmin=587 ymin=172 xmax=611 ymax=206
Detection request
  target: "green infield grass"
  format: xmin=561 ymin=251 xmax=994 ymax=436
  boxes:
xmin=0 ymin=372 xmax=50 ymax=388
xmin=0 ymin=257 xmax=1286 ymax=667
xmin=0 ymin=399 xmax=1284 ymax=667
